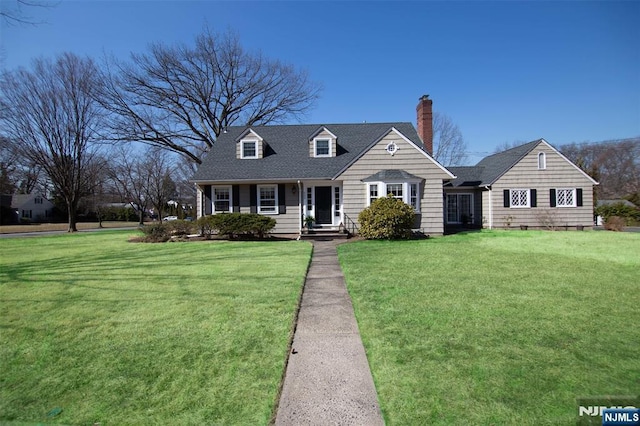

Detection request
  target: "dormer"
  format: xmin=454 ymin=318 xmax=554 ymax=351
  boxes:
xmin=308 ymin=127 xmax=337 ymax=158
xmin=236 ymin=129 xmax=265 ymax=159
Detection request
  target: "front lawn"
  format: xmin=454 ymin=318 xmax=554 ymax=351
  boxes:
xmin=0 ymin=232 xmax=311 ymax=425
xmin=339 ymin=230 xmax=640 ymax=425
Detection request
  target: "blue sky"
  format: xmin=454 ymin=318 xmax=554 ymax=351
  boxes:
xmin=2 ymin=0 xmax=639 ymax=164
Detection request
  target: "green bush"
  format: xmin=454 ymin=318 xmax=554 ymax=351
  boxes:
xmin=595 ymin=202 xmax=640 ymax=225
xmin=196 ymin=213 xmax=276 ymax=239
xmin=139 ymin=223 xmax=171 ymax=242
xmin=358 ymin=195 xmax=415 ymax=240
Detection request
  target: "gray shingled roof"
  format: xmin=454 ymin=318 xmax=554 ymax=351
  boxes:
xmin=191 ymin=122 xmax=424 ymax=182
xmin=447 ymin=139 xmax=543 ymax=187
xmin=362 ymin=169 xmax=423 ymax=182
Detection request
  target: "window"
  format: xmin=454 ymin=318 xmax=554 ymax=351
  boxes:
xmin=22 ymin=209 xmax=32 ymax=219
xmin=556 ymin=188 xmax=576 ymax=207
xmin=241 ymin=140 xmax=258 ymax=159
xmin=315 ymin=139 xmax=331 ymax=157
xmin=369 ymin=184 xmax=379 ymax=205
xmin=258 ymin=185 xmax=278 ymax=214
xmin=334 ymin=187 xmax=341 ymax=217
xmin=538 ymin=152 xmax=546 ymax=170
xmin=306 ymin=187 xmax=313 ymax=211
xmin=510 ymin=189 xmax=529 ymax=208
xmin=446 ymin=193 xmax=473 ymax=224
xmin=213 ymin=186 xmax=232 ymax=213
xmin=34 ymin=197 xmax=43 ymax=204
xmin=410 ymin=183 xmax=418 ymax=210
xmin=387 ymin=183 xmax=403 ymax=199
xmin=367 ymin=182 xmax=420 ymax=211
xmin=385 ymin=142 xmax=398 ymax=155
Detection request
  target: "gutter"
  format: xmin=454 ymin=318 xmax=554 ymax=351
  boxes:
xmin=297 ymin=180 xmax=302 ymax=240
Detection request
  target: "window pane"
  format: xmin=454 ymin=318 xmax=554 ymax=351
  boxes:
xmin=306 ymin=187 xmax=313 ymax=210
xmin=387 ymin=184 xmax=403 ymax=199
xmin=243 ymin=142 xmax=256 ymax=157
xmin=369 ymin=184 xmax=378 ymax=205
xmin=410 ymin=183 xmax=418 ymax=210
xmin=510 ymin=189 xmax=529 ymax=207
xmin=260 ymin=186 xmax=276 ymax=212
xmin=316 ymin=140 xmax=330 ymax=156
xmin=557 ymin=189 xmax=575 ymax=207
xmin=214 ymin=188 xmax=230 ymax=212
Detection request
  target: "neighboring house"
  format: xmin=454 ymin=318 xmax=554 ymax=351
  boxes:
xmin=595 ymin=199 xmax=637 ymax=225
xmin=192 ymin=96 xmax=598 ymax=235
xmin=8 ymin=193 xmax=55 ymax=223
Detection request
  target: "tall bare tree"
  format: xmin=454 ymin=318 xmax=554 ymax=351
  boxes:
xmin=0 ymin=0 xmax=55 ymax=25
xmin=99 ymin=28 xmax=321 ymax=165
xmin=0 ymin=53 xmax=106 ymax=231
xmin=562 ymin=137 xmax=640 ymax=201
xmin=432 ymin=112 xmax=468 ymax=166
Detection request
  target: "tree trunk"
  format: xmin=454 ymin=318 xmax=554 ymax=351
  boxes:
xmin=67 ymin=201 xmax=78 ymax=232
xmin=138 ymin=209 xmax=144 ymax=225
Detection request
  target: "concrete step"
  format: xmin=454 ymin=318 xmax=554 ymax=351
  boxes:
xmin=299 ymin=228 xmax=350 ymax=240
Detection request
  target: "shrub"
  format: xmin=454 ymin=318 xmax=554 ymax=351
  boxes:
xmin=165 ymin=219 xmax=195 ymax=236
xmin=139 ymin=223 xmax=171 ymax=242
xmin=196 ymin=213 xmax=276 ymax=239
xmin=358 ymin=195 xmax=415 ymax=240
xmin=595 ymin=202 xmax=640 ymax=225
xmin=604 ymin=216 xmax=626 ymax=232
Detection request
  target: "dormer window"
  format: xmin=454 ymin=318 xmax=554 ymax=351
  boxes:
xmin=315 ymin=139 xmax=331 ymax=157
xmin=241 ymin=140 xmax=258 ymax=159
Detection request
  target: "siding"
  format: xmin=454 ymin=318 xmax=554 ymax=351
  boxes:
xmin=338 ymin=129 xmax=451 ymax=235
xmin=489 ymin=143 xmax=595 ymax=229
xmin=237 ymin=183 xmax=300 ymax=233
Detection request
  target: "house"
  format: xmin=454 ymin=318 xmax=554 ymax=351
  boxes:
xmin=7 ymin=193 xmax=55 ymax=223
xmin=446 ymin=140 xmax=598 ymax=230
xmin=192 ymin=96 xmax=598 ymax=235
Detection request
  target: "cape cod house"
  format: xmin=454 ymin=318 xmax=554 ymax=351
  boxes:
xmin=192 ymin=96 xmax=597 ymax=235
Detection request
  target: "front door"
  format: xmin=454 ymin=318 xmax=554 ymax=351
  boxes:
xmin=315 ymin=186 xmax=332 ymax=225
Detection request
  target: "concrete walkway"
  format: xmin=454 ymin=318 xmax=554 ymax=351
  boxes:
xmin=275 ymin=240 xmax=384 ymax=425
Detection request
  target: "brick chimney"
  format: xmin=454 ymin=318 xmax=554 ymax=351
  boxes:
xmin=416 ymin=95 xmax=433 ymax=155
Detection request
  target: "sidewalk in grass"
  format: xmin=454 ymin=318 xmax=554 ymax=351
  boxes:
xmin=275 ymin=239 xmax=384 ymax=425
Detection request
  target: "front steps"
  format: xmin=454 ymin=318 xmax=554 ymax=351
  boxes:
xmin=299 ymin=227 xmax=350 ymax=241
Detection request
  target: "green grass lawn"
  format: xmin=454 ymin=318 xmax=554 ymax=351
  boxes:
xmin=339 ymin=230 xmax=640 ymax=425
xmin=0 ymin=232 xmax=312 ymax=425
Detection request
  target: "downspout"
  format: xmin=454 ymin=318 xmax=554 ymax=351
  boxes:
xmin=297 ymin=180 xmax=302 ymax=239
xmin=484 ymin=185 xmax=493 ymax=229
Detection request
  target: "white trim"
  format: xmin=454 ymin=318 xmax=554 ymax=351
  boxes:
xmin=509 ymin=188 xmax=530 ymax=208
xmin=236 ymin=128 xmax=263 ymax=142
xmin=308 ymin=126 xmax=338 ymax=141
xmin=240 ymin=139 xmax=259 ymax=159
xmin=212 ymin=185 xmax=233 ymax=214
xmin=313 ymin=138 xmax=332 ymax=157
xmin=556 ymin=188 xmax=577 ymax=208
xmin=257 ymin=184 xmax=279 ymax=214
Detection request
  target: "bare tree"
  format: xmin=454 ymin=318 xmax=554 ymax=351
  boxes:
xmin=0 ymin=53 xmax=106 ymax=231
xmin=98 ymin=28 xmax=321 ymax=165
xmin=493 ymin=140 xmax=530 ymax=153
xmin=432 ymin=112 xmax=468 ymax=166
xmin=109 ymin=146 xmax=150 ymax=225
xmin=0 ymin=0 xmax=55 ymax=25
xmin=141 ymin=147 xmax=176 ymax=221
xmin=561 ymin=137 xmax=640 ymax=200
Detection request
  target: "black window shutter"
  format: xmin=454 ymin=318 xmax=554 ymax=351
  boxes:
xmin=278 ymin=184 xmax=286 ymax=214
xmin=204 ymin=185 xmax=212 ymax=215
xmin=250 ymin=185 xmax=257 ymax=214
xmin=530 ymin=189 xmax=537 ymax=207
xmin=577 ymin=188 xmax=583 ymax=207
xmin=503 ymin=190 xmax=510 ymax=207
xmin=232 ymin=185 xmax=240 ymax=212
xmin=550 ymin=189 xmax=556 ymax=207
